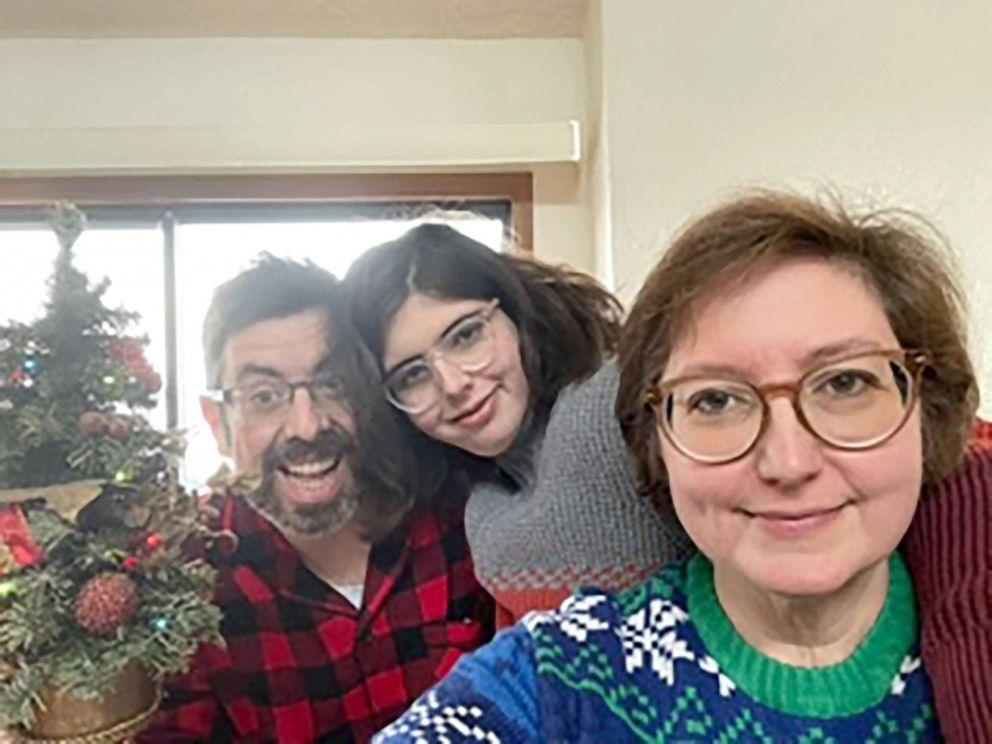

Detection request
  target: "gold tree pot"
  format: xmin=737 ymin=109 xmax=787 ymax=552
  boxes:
xmin=22 ymin=663 xmax=160 ymax=743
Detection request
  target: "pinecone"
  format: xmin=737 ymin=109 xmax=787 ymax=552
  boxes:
xmin=74 ymin=572 xmax=140 ymax=635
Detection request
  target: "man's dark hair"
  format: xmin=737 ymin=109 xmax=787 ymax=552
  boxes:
xmin=203 ymin=255 xmax=341 ymax=389
xmin=203 ymin=255 xmax=419 ymax=537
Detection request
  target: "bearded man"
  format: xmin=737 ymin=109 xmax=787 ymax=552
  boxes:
xmin=139 ymin=257 xmax=493 ymax=743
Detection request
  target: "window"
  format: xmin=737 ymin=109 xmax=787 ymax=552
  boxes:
xmin=0 ymin=173 xmax=530 ymax=486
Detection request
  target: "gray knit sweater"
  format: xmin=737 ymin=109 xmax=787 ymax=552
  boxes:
xmin=464 ymin=361 xmax=691 ymax=621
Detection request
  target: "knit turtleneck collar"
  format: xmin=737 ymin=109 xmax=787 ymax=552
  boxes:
xmin=492 ymin=409 xmax=548 ymax=491
xmin=687 ymin=552 xmax=917 ymax=717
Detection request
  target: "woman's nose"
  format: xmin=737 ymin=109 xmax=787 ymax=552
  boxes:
xmin=433 ymin=356 xmax=474 ymax=398
xmin=754 ymin=397 xmax=824 ymax=489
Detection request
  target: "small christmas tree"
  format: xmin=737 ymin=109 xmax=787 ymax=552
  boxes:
xmin=0 ymin=204 xmax=223 ymax=738
xmin=0 ymin=202 xmax=177 ymax=489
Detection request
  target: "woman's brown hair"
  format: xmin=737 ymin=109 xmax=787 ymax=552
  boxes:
xmin=616 ymin=191 xmax=979 ymax=514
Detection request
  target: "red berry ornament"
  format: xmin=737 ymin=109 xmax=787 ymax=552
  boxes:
xmin=106 ymin=418 xmax=128 ymax=440
xmin=74 ymin=573 xmax=140 ymax=635
xmin=79 ymin=411 xmax=107 ymax=436
xmin=143 ymin=372 xmax=163 ymax=394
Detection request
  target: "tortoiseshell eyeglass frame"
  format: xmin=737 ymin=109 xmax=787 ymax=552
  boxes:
xmin=644 ymin=349 xmax=930 ymax=464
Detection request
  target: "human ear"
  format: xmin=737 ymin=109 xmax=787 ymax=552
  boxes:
xmin=200 ymin=395 xmax=232 ymax=458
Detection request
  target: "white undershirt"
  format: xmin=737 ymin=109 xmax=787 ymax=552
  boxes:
xmin=331 ymin=582 xmax=364 ymax=609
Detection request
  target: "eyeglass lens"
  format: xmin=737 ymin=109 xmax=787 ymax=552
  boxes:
xmin=386 ymin=313 xmax=495 ymax=412
xmin=659 ymin=353 xmax=916 ymax=462
xmin=228 ymin=377 xmax=342 ymax=421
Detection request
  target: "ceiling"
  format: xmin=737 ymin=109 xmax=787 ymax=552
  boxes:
xmin=0 ymin=0 xmax=587 ymax=39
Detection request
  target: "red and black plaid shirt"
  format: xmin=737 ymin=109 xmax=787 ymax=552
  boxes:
xmin=138 ymin=494 xmax=494 ymax=743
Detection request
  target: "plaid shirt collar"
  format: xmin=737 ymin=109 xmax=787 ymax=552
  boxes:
xmin=216 ymin=495 xmax=413 ymax=623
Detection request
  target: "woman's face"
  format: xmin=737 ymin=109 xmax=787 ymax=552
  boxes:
xmin=382 ymin=292 xmax=531 ymax=457
xmin=658 ymin=259 xmax=923 ymax=599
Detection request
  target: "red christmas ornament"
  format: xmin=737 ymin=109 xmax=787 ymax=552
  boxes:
xmin=109 ymin=339 xmax=140 ymax=363
xmin=106 ymin=418 xmax=128 ymax=440
xmin=0 ymin=506 xmax=45 ymax=572
xmin=74 ymin=573 xmax=140 ymax=635
xmin=146 ymin=533 xmax=163 ymax=551
xmin=125 ymin=352 xmax=150 ymax=375
xmin=122 ymin=556 xmax=139 ymax=571
xmin=79 ymin=411 xmax=107 ymax=436
xmin=143 ymin=371 xmax=163 ymax=394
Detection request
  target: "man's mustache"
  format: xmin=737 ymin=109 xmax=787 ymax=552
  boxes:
xmin=261 ymin=423 xmax=354 ymax=475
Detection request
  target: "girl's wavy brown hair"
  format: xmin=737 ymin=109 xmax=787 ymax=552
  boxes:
xmin=616 ymin=191 xmax=979 ymax=515
xmin=345 ymin=223 xmax=622 ymax=492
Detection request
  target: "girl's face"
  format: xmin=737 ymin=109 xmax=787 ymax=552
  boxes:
xmin=382 ymin=292 xmax=530 ymax=457
xmin=658 ymin=259 xmax=923 ymax=599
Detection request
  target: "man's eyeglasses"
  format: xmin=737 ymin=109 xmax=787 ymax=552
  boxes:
xmin=646 ymin=349 xmax=929 ymax=464
xmin=384 ymin=299 xmax=500 ymax=414
xmin=211 ymin=374 xmax=346 ymax=423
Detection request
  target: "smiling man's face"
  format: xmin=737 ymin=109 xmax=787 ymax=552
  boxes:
xmin=201 ymin=308 xmax=360 ymax=537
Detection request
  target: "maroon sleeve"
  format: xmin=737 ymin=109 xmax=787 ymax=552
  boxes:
xmin=903 ymin=422 xmax=992 ymax=742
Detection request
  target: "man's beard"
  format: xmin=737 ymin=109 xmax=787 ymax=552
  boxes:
xmin=248 ymin=424 xmax=361 ymax=537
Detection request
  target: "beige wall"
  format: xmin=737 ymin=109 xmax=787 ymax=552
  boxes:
xmin=590 ymin=0 xmax=991 ymax=416
xmin=0 ymin=37 xmax=591 ymax=270
xmin=533 ymin=163 xmax=592 ymax=270
xmin=0 ymin=38 xmax=583 ymax=128
xmin=582 ymin=0 xmax=613 ymax=286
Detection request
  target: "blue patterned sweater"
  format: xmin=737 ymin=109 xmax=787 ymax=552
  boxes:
xmin=375 ymin=554 xmax=938 ymax=743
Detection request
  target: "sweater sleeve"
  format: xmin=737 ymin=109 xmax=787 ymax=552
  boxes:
xmin=902 ymin=423 xmax=992 ymax=742
xmin=374 ymin=624 xmax=541 ymax=743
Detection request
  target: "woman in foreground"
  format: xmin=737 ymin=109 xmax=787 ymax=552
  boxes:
xmin=374 ymin=192 xmax=977 ymax=741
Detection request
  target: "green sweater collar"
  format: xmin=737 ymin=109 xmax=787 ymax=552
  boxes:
xmin=687 ymin=552 xmax=917 ymax=717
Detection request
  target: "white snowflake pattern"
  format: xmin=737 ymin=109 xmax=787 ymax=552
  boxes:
xmin=617 ymin=598 xmax=694 ymax=685
xmin=374 ymin=690 xmax=502 ymax=744
xmin=891 ymin=654 xmax=922 ymax=696
xmin=529 ymin=590 xmax=741 ymax=702
xmin=698 ymin=654 xmax=737 ymax=698
xmin=523 ymin=594 xmax=609 ymax=642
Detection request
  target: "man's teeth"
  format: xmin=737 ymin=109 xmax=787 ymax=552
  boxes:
xmin=284 ymin=458 xmax=340 ymax=478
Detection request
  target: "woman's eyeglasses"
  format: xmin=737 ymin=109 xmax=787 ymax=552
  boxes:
xmin=384 ymin=299 xmax=500 ymax=414
xmin=646 ymin=349 xmax=929 ymax=464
